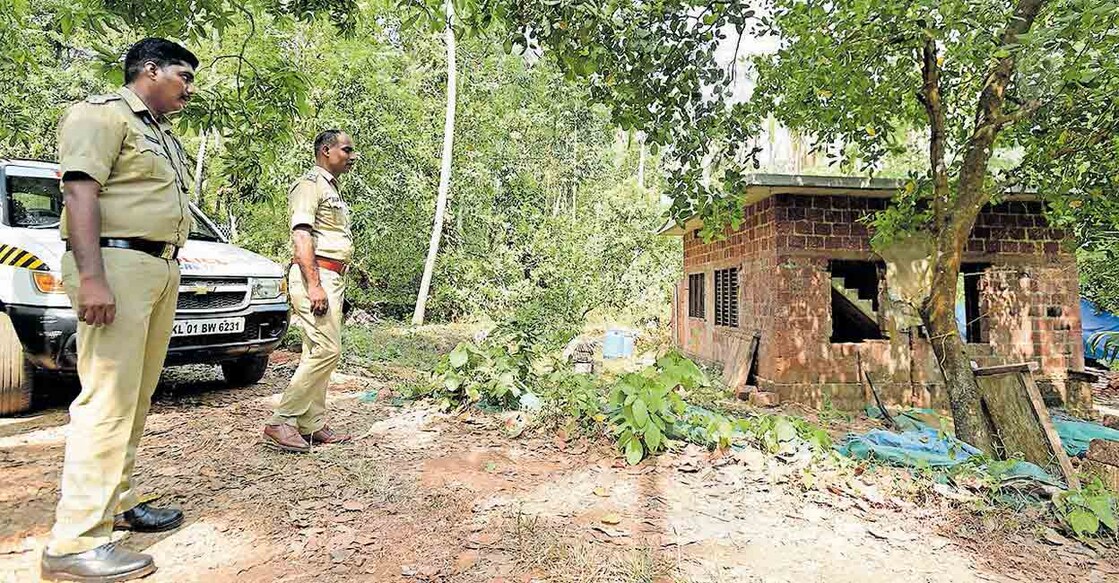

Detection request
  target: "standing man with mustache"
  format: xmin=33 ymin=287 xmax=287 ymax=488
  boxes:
xmin=42 ymin=38 xmax=197 ymax=581
xmin=262 ymin=129 xmax=357 ymax=452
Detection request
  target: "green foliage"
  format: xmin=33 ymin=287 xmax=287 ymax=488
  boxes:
xmin=430 ymin=325 xmax=537 ymax=410
xmin=3 ymin=2 xmax=678 ymax=334
xmin=1078 ymin=237 xmax=1119 ymax=315
xmin=864 ymin=179 xmax=934 ymax=250
xmin=676 ymin=405 xmax=737 ymax=451
xmin=537 ymin=364 xmax=607 ymax=433
xmin=738 ymin=414 xmax=833 ymax=456
xmin=1053 ymin=477 xmax=1118 ymax=538
xmin=341 ymin=323 xmax=452 ymax=372
xmin=608 ymin=351 xmax=706 ymax=465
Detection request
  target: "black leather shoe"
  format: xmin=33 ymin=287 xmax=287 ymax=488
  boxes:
xmin=40 ymin=542 xmax=155 ymax=582
xmin=113 ymin=503 xmax=184 ymax=533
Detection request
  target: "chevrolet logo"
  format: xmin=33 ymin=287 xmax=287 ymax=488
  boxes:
xmin=191 ymin=285 xmax=216 ymax=295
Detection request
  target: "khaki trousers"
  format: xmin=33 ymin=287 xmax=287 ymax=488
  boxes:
xmin=269 ymin=264 xmax=344 ymax=433
xmin=48 ymin=248 xmax=179 ymax=555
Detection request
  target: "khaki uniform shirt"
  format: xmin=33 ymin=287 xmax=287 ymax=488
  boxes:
xmin=58 ymin=87 xmax=193 ymax=247
xmin=289 ymin=166 xmax=353 ymax=263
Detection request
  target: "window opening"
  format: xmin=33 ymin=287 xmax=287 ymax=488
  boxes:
xmin=714 ymin=268 xmax=739 ymax=327
xmin=829 ymin=260 xmax=883 ymax=342
xmin=688 ymin=273 xmax=705 ymax=319
xmin=958 ymin=263 xmax=990 ymax=343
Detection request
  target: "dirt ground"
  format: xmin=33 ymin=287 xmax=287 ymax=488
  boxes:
xmin=2 ymin=350 xmax=1118 ymax=582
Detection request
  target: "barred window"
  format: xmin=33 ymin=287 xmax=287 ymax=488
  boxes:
xmin=714 ymin=268 xmax=739 ymax=328
xmin=688 ymin=273 xmax=705 ymax=318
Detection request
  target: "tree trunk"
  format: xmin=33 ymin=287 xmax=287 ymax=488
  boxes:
xmin=911 ymin=0 xmax=1046 ymax=453
xmin=193 ymin=129 xmax=208 ymax=204
xmin=412 ymin=0 xmax=457 ymax=326
xmin=637 ymin=138 xmax=646 ymax=189
xmin=921 ymin=250 xmax=996 ymax=453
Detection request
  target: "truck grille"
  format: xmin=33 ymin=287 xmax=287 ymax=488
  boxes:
xmin=177 ymin=277 xmax=249 ymax=313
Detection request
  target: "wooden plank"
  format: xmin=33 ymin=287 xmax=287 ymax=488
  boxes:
xmin=1020 ymin=371 xmax=1080 ymax=490
xmin=974 ymin=364 xmax=1080 ymax=489
xmin=723 ymin=332 xmax=760 ymax=390
xmin=973 ymin=363 xmax=1032 ymax=377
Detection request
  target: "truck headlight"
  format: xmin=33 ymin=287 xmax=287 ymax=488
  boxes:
xmin=32 ymin=271 xmax=66 ymax=295
xmin=251 ymin=277 xmax=284 ymax=300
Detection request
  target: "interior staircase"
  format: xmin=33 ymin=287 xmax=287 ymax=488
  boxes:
xmin=830 ymin=276 xmax=881 ymax=341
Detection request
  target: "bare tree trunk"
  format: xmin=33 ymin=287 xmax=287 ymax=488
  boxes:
xmin=226 ymin=203 xmax=238 ymax=240
xmin=921 ymin=247 xmax=996 ymax=452
xmin=193 ymin=129 xmax=208 ymax=203
xmin=637 ymin=138 xmax=646 ymax=189
xmin=412 ymin=0 xmax=457 ymax=326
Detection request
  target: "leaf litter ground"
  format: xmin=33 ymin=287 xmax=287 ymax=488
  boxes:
xmin=1 ymin=348 xmax=1117 ymax=582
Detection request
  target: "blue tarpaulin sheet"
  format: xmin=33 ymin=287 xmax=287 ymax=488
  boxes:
xmin=837 ymin=420 xmax=1062 ymax=486
xmin=1052 ymin=411 xmax=1119 ymax=457
xmin=837 ymin=407 xmax=1119 ymax=488
xmin=837 ymin=426 xmax=979 ymax=468
xmin=1080 ymin=298 xmax=1119 ymax=361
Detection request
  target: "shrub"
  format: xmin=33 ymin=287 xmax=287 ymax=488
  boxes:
xmin=429 ymin=325 xmax=537 ymax=410
xmin=609 ymin=351 xmax=707 ymax=465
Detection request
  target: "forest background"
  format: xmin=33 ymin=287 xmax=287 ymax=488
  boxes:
xmin=3 ymin=0 xmax=1118 ymax=351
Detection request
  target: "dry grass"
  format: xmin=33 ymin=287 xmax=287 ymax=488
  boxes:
xmin=343 ymin=456 xmax=416 ymax=505
xmin=501 ymin=508 xmax=681 ymax=583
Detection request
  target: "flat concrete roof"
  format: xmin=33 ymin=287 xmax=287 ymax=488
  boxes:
xmin=658 ymin=173 xmax=1037 ymax=236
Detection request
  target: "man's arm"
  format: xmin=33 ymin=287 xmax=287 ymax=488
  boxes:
xmin=292 ymin=226 xmax=328 ymax=316
xmin=57 ymin=103 xmax=124 ymax=327
xmin=63 ymin=177 xmax=115 ymax=326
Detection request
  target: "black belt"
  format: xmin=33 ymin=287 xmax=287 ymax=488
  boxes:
xmin=65 ymin=238 xmax=179 ymax=260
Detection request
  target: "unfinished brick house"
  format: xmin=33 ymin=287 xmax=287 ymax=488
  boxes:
xmin=663 ymin=174 xmax=1089 ymax=411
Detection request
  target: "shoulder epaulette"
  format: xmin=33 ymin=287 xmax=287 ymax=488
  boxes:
xmin=85 ymin=94 xmax=122 ymax=105
xmin=300 ymin=170 xmax=320 ymax=182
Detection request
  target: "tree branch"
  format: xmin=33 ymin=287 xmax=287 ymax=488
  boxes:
xmin=991 ymin=98 xmax=1042 ymax=127
xmin=952 ymin=0 xmax=1048 ymax=238
xmin=918 ymin=35 xmax=949 ymax=233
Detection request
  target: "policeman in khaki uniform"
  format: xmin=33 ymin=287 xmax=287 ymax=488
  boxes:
xmin=42 ymin=39 xmax=197 ymax=582
xmin=262 ymin=130 xmax=357 ymax=452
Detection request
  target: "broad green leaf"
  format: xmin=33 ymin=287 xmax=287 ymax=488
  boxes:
xmin=1067 ymin=508 xmax=1100 ymax=536
xmin=632 ymin=398 xmax=650 ymax=428
xmin=1087 ymin=496 xmax=1117 ymax=531
xmin=645 ymin=420 xmax=663 ymax=451
xmin=449 ymin=344 xmax=469 ymax=368
xmin=774 ymin=418 xmax=797 ymax=442
xmin=625 ymin=438 xmax=645 ymax=465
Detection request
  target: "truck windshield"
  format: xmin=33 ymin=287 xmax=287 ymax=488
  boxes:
xmin=5 ymin=173 xmax=225 ymax=242
xmin=188 ymin=209 xmax=224 ymax=242
xmin=6 ymin=175 xmax=62 ymax=229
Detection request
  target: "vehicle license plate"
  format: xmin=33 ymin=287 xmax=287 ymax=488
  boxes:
xmin=172 ymin=317 xmax=245 ymax=337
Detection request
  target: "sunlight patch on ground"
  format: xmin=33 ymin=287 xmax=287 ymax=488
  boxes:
xmin=259 ymin=389 xmax=364 ymax=410
xmin=143 ymin=520 xmax=272 ymax=582
xmin=0 ymin=423 xmax=67 ymax=449
xmin=358 ymin=406 xmax=444 ymax=450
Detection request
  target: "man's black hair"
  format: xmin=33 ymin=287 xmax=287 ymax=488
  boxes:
xmin=314 ymin=129 xmax=344 ymax=156
xmin=124 ymin=38 xmax=199 ymax=84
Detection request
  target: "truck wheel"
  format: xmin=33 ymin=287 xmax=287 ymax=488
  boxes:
xmin=0 ymin=312 xmax=34 ymax=416
xmin=222 ymin=354 xmax=269 ymax=386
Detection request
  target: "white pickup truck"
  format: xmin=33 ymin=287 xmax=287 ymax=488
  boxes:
xmin=0 ymin=158 xmax=291 ymax=415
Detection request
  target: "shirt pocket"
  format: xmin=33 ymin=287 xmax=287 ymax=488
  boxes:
xmin=135 ymin=133 xmax=177 ymax=182
xmin=321 ymin=196 xmax=348 ymax=225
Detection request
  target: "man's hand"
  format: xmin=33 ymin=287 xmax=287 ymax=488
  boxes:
xmin=308 ymin=283 xmax=328 ymax=317
xmin=77 ymin=275 xmax=116 ymax=326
